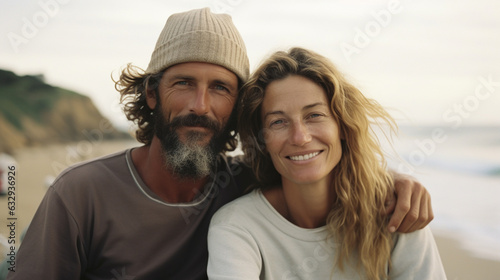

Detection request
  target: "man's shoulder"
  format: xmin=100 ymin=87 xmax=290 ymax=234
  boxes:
xmin=51 ymin=149 xmax=130 ymax=189
xmin=222 ymin=153 xmax=256 ymax=190
xmin=222 ymin=153 xmax=246 ymax=172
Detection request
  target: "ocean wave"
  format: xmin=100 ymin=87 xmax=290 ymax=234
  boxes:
xmin=400 ymin=155 xmax=500 ymax=177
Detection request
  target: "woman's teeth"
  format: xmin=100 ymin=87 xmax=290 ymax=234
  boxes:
xmin=289 ymin=152 xmax=319 ymax=161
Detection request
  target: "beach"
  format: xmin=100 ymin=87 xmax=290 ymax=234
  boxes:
xmin=1 ymin=139 xmax=500 ymax=279
xmin=435 ymin=234 xmax=500 ymax=280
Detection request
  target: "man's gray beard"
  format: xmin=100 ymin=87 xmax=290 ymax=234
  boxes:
xmin=161 ymin=131 xmax=215 ymax=180
xmin=152 ymin=95 xmax=227 ymax=180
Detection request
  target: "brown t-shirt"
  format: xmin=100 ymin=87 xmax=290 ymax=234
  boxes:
xmin=8 ymin=149 xmax=253 ymax=280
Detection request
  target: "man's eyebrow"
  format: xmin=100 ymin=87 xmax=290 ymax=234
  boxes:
xmin=168 ymin=74 xmax=195 ymax=81
xmin=166 ymin=76 xmax=236 ymax=90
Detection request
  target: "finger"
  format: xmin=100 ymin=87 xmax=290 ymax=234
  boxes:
xmin=397 ymin=185 xmax=423 ymax=233
xmin=387 ymin=186 xmax=411 ymax=233
xmin=407 ymin=190 xmax=429 ymax=232
xmin=428 ymin=195 xmax=435 ymax=226
xmin=383 ymin=191 xmax=396 ymax=215
xmin=416 ymin=190 xmax=434 ymax=230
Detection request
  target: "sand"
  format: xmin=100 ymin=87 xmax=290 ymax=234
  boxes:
xmin=1 ymin=140 xmax=500 ymax=279
xmin=434 ymin=234 xmax=500 ymax=280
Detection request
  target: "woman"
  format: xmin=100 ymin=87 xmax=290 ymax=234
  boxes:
xmin=207 ymin=48 xmax=445 ymax=279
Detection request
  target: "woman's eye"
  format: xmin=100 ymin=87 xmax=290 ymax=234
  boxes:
xmin=308 ymin=113 xmax=323 ymax=119
xmin=269 ymin=119 xmax=285 ymax=128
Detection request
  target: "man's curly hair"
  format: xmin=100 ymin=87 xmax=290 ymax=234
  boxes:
xmin=114 ymin=64 xmax=239 ymax=152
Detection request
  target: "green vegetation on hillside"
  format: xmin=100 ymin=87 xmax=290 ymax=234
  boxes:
xmin=0 ymin=69 xmax=82 ymax=130
xmin=0 ymin=69 xmax=131 ymax=153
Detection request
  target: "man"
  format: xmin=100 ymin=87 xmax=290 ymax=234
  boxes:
xmin=8 ymin=8 xmax=432 ymax=280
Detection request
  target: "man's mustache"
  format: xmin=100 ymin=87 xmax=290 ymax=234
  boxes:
xmin=169 ymin=114 xmax=220 ymax=132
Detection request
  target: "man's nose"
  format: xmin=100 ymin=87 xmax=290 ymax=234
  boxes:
xmin=189 ymin=87 xmax=209 ymax=115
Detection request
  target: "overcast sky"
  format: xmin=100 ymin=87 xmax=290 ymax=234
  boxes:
xmin=1 ymin=0 xmax=499 ymax=129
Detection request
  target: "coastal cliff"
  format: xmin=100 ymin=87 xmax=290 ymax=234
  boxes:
xmin=0 ymin=69 xmax=131 ymax=154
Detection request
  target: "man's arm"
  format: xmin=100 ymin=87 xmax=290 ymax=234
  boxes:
xmin=7 ymin=187 xmax=86 ymax=280
xmin=385 ymin=172 xmax=434 ymax=233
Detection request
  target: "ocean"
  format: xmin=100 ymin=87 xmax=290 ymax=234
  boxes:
xmin=384 ymin=124 xmax=500 ymax=261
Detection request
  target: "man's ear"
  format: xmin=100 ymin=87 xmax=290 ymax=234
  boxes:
xmin=146 ymin=88 xmax=157 ymax=110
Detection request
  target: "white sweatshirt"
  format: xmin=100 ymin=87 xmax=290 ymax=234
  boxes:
xmin=207 ymin=189 xmax=446 ymax=280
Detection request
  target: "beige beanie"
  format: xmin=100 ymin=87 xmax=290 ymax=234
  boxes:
xmin=146 ymin=7 xmax=249 ymax=82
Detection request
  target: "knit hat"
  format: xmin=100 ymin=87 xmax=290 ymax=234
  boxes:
xmin=146 ymin=7 xmax=249 ymax=82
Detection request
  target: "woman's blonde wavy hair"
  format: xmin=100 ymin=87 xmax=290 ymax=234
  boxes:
xmin=238 ymin=47 xmax=396 ymax=280
xmin=114 ymin=64 xmax=239 ymax=152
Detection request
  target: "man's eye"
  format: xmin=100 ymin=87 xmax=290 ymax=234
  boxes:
xmin=175 ymin=81 xmax=189 ymax=86
xmin=214 ymin=85 xmax=229 ymax=92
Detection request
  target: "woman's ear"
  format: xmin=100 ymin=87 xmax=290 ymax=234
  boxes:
xmin=146 ymin=88 xmax=157 ymax=110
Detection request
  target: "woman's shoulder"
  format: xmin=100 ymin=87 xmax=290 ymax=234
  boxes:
xmin=392 ymin=226 xmax=435 ymax=246
xmin=210 ymin=189 xmax=262 ymax=227
xmin=390 ymin=227 xmax=446 ymax=279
